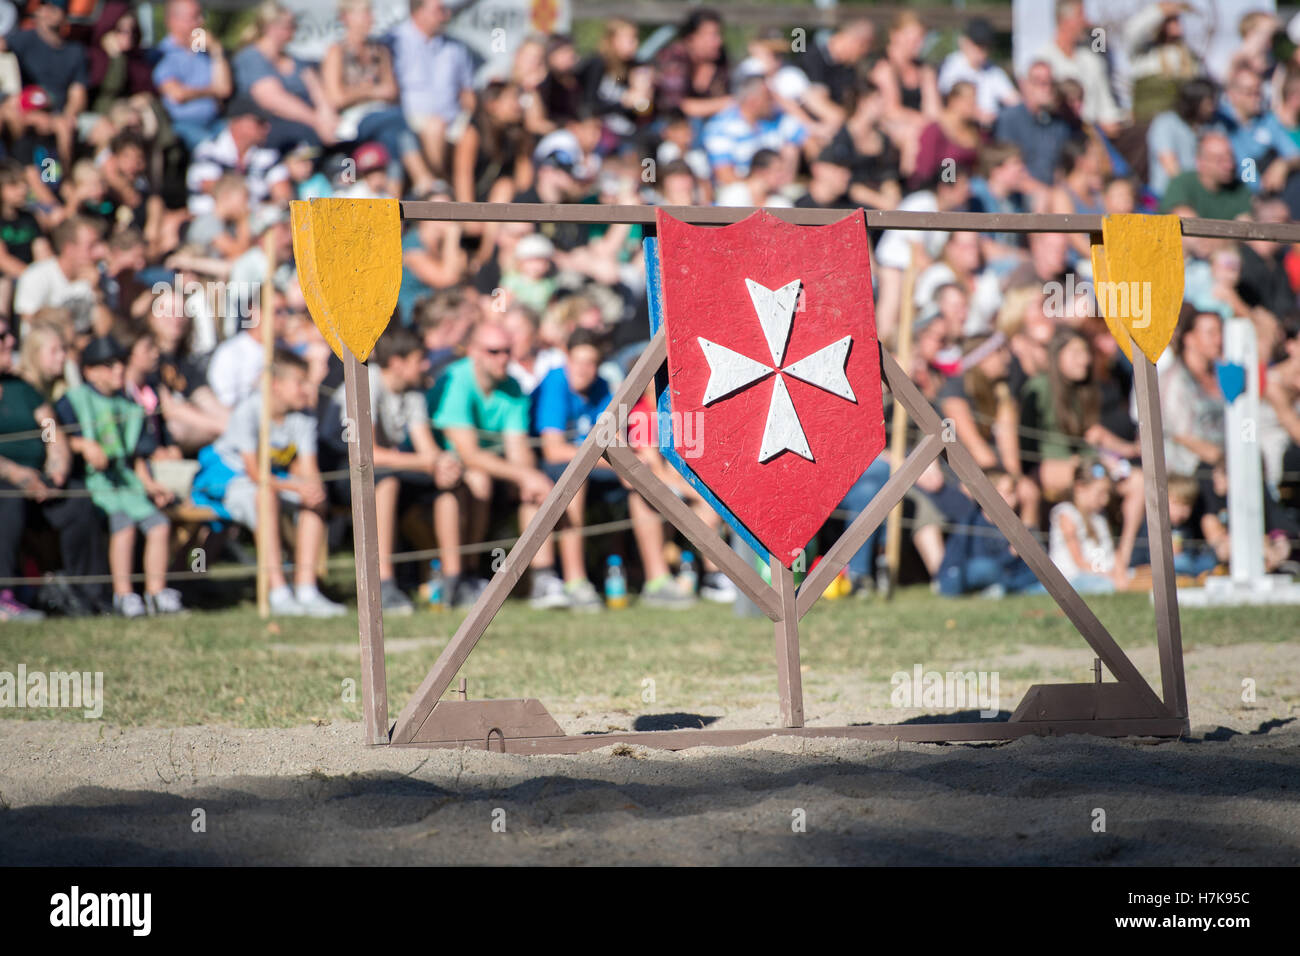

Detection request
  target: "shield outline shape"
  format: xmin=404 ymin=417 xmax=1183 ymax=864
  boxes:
xmin=654 ymin=208 xmax=885 ymax=567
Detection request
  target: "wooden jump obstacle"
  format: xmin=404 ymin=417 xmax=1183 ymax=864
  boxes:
xmin=291 ymin=199 xmax=1300 ymax=753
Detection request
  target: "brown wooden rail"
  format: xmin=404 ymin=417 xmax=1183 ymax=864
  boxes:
xmin=398 ymin=201 xmax=1300 ymax=241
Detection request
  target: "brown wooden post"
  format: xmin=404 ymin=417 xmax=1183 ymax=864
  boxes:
xmin=256 ymin=231 xmax=276 ymax=619
xmin=883 ymin=250 xmax=918 ymax=597
xmin=1130 ymin=342 xmax=1188 ymax=719
xmin=771 ymin=556 xmax=804 ymax=727
xmin=343 ymin=351 xmax=389 ymax=744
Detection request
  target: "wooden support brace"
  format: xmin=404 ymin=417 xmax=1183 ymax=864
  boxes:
xmin=390 ymin=331 xmax=669 ymax=745
xmin=771 ymin=557 xmax=804 ymax=727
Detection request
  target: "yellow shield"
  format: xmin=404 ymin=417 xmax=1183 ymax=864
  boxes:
xmin=1089 ymin=214 xmax=1183 ymax=365
xmin=291 ymin=198 xmax=402 ymax=363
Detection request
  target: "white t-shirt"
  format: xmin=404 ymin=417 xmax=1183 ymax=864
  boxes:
xmin=875 ymin=191 xmax=947 ymax=271
xmin=14 ymin=258 xmax=97 ymax=333
xmin=1049 ymin=501 xmax=1115 ymax=578
xmin=206 ymin=332 xmax=265 ymax=409
xmin=937 ymin=50 xmax=1017 ymax=118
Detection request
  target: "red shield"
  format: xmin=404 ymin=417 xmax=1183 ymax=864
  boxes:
xmin=657 ymin=208 xmax=886 ymax=567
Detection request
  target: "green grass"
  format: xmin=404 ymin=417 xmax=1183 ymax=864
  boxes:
xmin=1 ymin=582 xmax=1293 ymax=728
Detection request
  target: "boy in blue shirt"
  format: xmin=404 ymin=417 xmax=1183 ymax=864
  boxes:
xmin=533 ymin=329 xmax=694 ymax=608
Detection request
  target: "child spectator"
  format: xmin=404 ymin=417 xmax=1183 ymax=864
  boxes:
xmin=532 ymin=328 xmax=694 ymax=608
xmin=55 ymin=336 xmax=183 ymax=617
xmin=321 ymin=327 xmax=470 ymax=611
xmin=501 ymin=233 xmax=557 ymax=315
xmin=1167 ymin=472 xmax=1218 ymax=578
xmin=206 ymin=349 xmax=345 ymax=617
xmin=1048 ymin=459 xmax=1126 ymax=593
xmin=928 ymin=467 xmax=1043 ymax=597
xmin=413 ymin=287 xmax=474 ymax=379
xmin=0 ymin=158 xmax=46 ymax=274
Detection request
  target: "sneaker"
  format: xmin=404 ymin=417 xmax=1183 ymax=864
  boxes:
xmin=0 ymin=589 xmax=44 ymax=622
xmin=294 ymin=586 xmax=347 ymax=618
xmin=529 ymin=571 xmax=570 ymax=610
xmin=641 ymin=574 xmax=697 ymax=609
xmin=449 ymin=576 xmax=489 ymax=608
xmin=849 ymin=573 xmax=875 ymax=599
xmin=37 ymin=575 xmax=93 ymax=618
xmin=699 ymin=571 xmax=738 ymax=604
xmin=565 ymin=578 xmax=603 ymax=612
xmin=144 ymin=588 xmax=185 ymax=615
xmin=269 ymin=586 xmax=305 ymax=616
xmin=380 ymin=579 xmax=414 ymax=616
xmin=113 ymin=592 xmax=147 ymax=619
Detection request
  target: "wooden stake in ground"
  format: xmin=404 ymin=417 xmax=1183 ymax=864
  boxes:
xmin=256 ymin=230 xmax=277 ymax=619
xmin=883 ymin=248 xmax=918 ymax=598
xmin=291 ymin=198 xmax=402 ymax=744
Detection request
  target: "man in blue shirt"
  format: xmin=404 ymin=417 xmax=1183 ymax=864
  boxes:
xmin=391 ymin=0 xmax=475 ymax=176
xmin=993 ymin=60 xmax=1076 ymax=195
xmin=1213 ymin=65 xmax=1300 ymax=193
xmin=533 ymin=329 xmax=694 ymax=608
xmin=152 ymin=0 xmax=233 ymax=150
xmin=702 ymin=74 xmax=806 ymax=186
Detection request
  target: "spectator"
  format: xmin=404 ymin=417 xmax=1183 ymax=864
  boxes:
xmin=16 ymin=319 xmax=66 ymax=401
xmin=232 ymin=0 xmax=337 ymax=151
xmin=14 ymin=215 xmax=106 ymax=337
xmin=152 ymin=0 xmax=232 ymax=150
xmin=870 ymin=11 xmax=941 ymax=174
xmin=968 ymin=142 xmax=1030 ymax=263
xmin=397 ymin=184 xmax=467 ymax=324
xmin=715 ymin=147 xmax=792 ymax=208
xmin=1161 ymin=307 xmax=1226 ymax=476
xmin=938 ymin=18 xmax=1017 ymax=129
xmin=538 ymin=34 xmax=583 ymax=125
xmin=1035 ymin=0 xmax=1124 ymax=135
xmin=1146 ymin=78 xmax=1216 ymax=198
xmin=929 ymin=468 xmax=1043 ymax=596
xmin=1166 ymin=472 xmax=1219 ymax=577
xmin=994 ymin=60 xmax=1077 ymax=192
xmin=429 ymin=320 xmax=563 ymax=607
xmin=55 ymin=336 xmax=183 ymax=617
xmin=794 ymin=142 xmax=854 ymax=209
xmin=1048 ymin=459 xmax=1127 ymax=592
xmin=451 ymin=80 xmax=532 ymax=229
xmin=1212 ymin=65 xmax=1299 ymax=192
xmin=1159 ymin=131 xmax=1252 ymax=219
xmin=0 ymin=314 xmax=108 ymax=620
xmin=413 ymin=286 xmax=475 ymax=379
xmin=392 ymin=0 xmax=475 ymax=176
xmin=503 ymin=303 xmax=563 ymax=394
xmin=798 ymin=17 xmax=875 ymax=131
xmin=4 ymin=0 xmax=85 ymax=163
xmin=321 ymin=326 xmax=468 ymax=612
xmin=533 ymin=327 xmax=694 ymax=608
xmin=654 ymin=7 xmax=731 ymax=121
xmin=86 ymin=2 xmax=155 ymax=118
xmin=147 ymin=285 xmax=227 ymax=451
xmin=1123 ymin=1 xmax=1201 ymax=122
xmin=321 ymin=0 xmax=434 ymax=195
xmin=909 ymin=81 xmax=981 ymax=190
xmin=205 ymin=348 xmax=345 ymax=617
xmin=186 ymin=97 xmax=279 ymax=217
xmin=702 ymin=73 xmax=805 ymax=185
xmin=578 ymin=19 xmax=654 ymax=138
xmin=835 ymin=81 xmax=902 ymax=210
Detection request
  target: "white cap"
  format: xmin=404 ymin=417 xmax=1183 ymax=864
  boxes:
xmin=515 ymin=233 xmax=555 ymax=261
xmin=1288 ymin=13 xmax=1300 ymax=46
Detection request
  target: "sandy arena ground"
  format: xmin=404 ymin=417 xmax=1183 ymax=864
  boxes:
xmin=2 ymin=640 xmax=1298 ymax=865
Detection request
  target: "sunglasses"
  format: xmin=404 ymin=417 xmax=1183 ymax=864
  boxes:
xmin=483 ymin=346 xmax=510 ymax=356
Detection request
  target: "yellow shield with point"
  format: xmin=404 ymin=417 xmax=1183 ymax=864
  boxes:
xmin=291 ymin=198 xmax=402 ymax=363
xmin=1089 ymin=214 xmax=1183 ymax=365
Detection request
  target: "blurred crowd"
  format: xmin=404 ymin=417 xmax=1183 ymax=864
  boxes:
xmin=2 ymin=0 xmax=1300 ymax=622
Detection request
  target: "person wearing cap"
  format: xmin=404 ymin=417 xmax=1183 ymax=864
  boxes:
xmin=54 ymin=335 xmax=184 ymax=618
xmin=152 ymin=0 xmax=233 ymax=150
xmin=14 ymin=215 xmax=107 ymax=338
xmin=702 ymin=73 xmax=806 ymax=186
xmin=185 ymin=96 xmax=282 ymax=217
xmin=335 ymin=141 xmax=391 ymax=199
xmin=501 ymin=233 xmax=557 ymax=315
xmin=937 ymin=18 xmax=1018 ymax=129
xmin=794 ymin=141 xmax=854 ymax=209
xmin=3 ymin=0 xmax=86 ymax=164
xmin=393 ymin=0 xmax=476 ymax=176
xmin=4 ymin=83 xmax=63 ymax=207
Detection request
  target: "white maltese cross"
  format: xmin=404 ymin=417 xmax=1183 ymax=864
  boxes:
xmin=697 ymin=278 xmax=855 ymax=463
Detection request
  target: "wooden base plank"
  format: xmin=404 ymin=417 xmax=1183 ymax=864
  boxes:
xmin=389 ymin=718 xmax=1190 ymax=753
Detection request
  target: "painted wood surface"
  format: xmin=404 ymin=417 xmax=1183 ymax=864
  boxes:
xmin=1089 ymin=214 xmax=1183 ymax=364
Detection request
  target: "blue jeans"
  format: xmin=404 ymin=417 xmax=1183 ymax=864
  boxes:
xmin=944 ymin=555 xmax=1045 ymax=596
xmin=172 ymin=118 xmax=223 ymax=151
xmin=1173 ymin=546 xmax=1218 ymax=577
xmin=1067 ymin=573 xmax=1116 ymax=594
xmin=355 ymin=105 xmax=417 ymax=165
xmin=837 ymin=454 xmax=891 ymax=579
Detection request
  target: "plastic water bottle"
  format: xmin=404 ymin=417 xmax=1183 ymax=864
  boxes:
xmin=678 ymin=551 xmax=698 ymax=595
xmin=428 ymin=558 xmax=444 ymax=609
xmin=605 ymin=555 xmax=628 ymax=609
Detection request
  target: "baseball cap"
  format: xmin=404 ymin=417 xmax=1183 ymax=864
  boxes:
xmin=225 ymin=95 xmax=269 ymax=122
xmin=515 ymin=234 xmax=555 ymax=261
xmin=81 ymin=336 xmax=127 ymax=368
xmin=537 ymin=149 xmax=577 ymax=175
xmin=965 ymin=18 xmax=997 ymax=51
xmin=353 ymin=141 xmax=390 ymax=175
xmin=285 ymin=142 xmax=320 ymax=162
xmin=250 ymin=203 xmax=288 ymax=235
xmin=815 ymin=140 xmax=855 ymax=169
xmin=19 ymin=86 xmax=50 ymax=113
